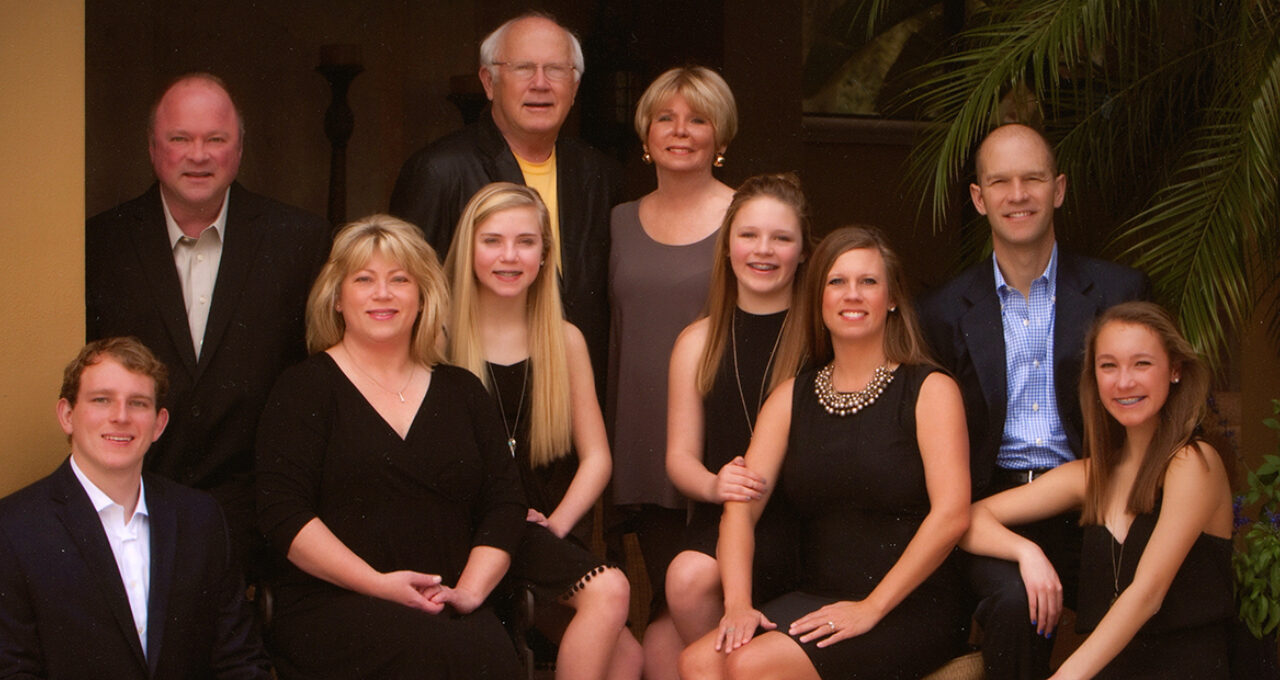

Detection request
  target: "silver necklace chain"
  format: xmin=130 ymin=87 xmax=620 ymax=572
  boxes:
xmin=1110 ymin=531 xmax=1125 ymax=604
xmin=487 ymin=360 xmax=528 ymax=458
xmin=731 ymin=310 xmax=784 ymax=437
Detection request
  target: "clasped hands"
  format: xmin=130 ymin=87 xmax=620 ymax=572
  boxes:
xmin=370 ymin=570 xmax=483 ymax=616
xmin=715 ymin=599 xmax=885 ymax=652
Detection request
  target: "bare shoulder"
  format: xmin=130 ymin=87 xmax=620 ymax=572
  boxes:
xmin=1166 ymin=440 xmax=1228 ymax=481
xmin=562 ymin=320 xmax=588 ymax=351
xmin=920 ymin=369 xmax=960 ymax=393
xmin=675 ymin=316 xmax=711 ymax=347
xmin=770 ymin=375 xmax=796 ymax=399
xmin=918 ymin=369 xmax=963 ymax=404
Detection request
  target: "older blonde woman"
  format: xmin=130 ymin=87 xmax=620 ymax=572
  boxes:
xmin=605 ymin=64 xmax=738 ymax=678
xmin=257 ymin=216 xmax=525 ymax=679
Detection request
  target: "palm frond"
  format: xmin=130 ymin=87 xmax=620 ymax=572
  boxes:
xmin=897 ymin=0 xmax=1148 ymax=227
xmin=1111 ymin=24 xmax=1280 ymax=373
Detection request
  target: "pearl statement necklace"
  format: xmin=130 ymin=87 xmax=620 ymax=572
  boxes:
xmin=813 ymin=362 xmax=894 ymax=416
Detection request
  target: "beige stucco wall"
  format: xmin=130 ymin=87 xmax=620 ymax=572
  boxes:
xmin=0 ymin=0 xmax=85 ymax=495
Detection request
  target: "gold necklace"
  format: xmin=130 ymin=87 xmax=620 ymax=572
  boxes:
xmin=731 ymin=309 xmax=784 ymax=437
xmin=342 ymin=343 xmax=416 ymax=403
xmin=813 ymin=362 xmax=894 ymax=416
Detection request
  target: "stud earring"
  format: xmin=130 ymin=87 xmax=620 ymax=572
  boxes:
xmin=714 ymin=152 xmax=726 ymax=168
xmin=889 ymin=306 xmax=897 ymax=313
xmin=1172 ymin=376 xmax=1181 ymax=384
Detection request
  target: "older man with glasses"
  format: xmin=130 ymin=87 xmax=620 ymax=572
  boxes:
xmin=391 ymin=11 xmax=621 ymax=385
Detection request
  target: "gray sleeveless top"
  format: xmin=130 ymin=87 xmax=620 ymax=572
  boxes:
xmin=606 ymin=199 xmax=717 ymax=508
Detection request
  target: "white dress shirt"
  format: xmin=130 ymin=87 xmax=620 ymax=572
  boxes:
xmin=162 ymin=188 xmax=229 ymax=359
xmin=69 ymin=455 xmax=151 ymax=657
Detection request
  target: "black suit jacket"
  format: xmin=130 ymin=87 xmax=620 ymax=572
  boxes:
xmin=389 ymin=111 xmax=622 ymax=382
xmin=85 ymin=183 xmax=329 ymax=548
xmin=919 ymin=251 xmax=1149 ymax=497
xmin=0 ymin=460 xmax=271 ymax=679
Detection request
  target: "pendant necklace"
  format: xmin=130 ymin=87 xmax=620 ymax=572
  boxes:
xmin=813 ymin=362 xmax=894 ymax=416
xmin=731 ymin=310 xmax=784 ymax=437
xmin=343 ymin=343 xmax=416 ymax=403
xmin=1110 ymin=531 xmax=1125 ymax=604
xmin=487 ymin=360 xmax=529 ymax=458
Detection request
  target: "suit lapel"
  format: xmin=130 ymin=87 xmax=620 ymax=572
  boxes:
xmin=479 ymin=113 xmax=524 ymax=185
xmin=144 ymin=476 xmax=176 ymax=677
xmin=50 ymin=462 xmax=149 ymax=673
xmin=132 ymin=188 xmax=199 ymax=375
xmin=959 ymin=267 xmax=1008 ymax=425
xmin=553 ymin=141 xmax=583 ymax=285
xmin=1053 ymin=253 xmax=1096 ymax=371
xmin=196 ymin=183 xmax=265 ymax=377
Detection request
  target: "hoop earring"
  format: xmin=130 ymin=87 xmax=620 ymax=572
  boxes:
xmin=714 ymin=152 xmax=726 ymax=168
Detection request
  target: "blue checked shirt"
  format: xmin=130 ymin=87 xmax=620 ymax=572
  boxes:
xmin=994 ymin=244 xmax=1072 ymax=470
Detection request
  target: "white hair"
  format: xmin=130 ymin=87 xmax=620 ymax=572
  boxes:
xmin=479 ymin=12 xmax=584 ymax=83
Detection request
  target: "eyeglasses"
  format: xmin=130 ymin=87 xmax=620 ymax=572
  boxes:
xmin=492 ymin=61 xmax=577 ymax=82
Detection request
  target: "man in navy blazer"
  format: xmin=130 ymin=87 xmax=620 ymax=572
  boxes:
xmin=920 ymin=124 xmax=1148 ymax=679
xmin=0 ymin=338 xmax=270 ymax=679
xmin=85 ymin=74 xmax=329 ymax=568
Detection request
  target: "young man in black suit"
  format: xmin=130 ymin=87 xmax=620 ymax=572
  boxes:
xmin=920 ymin=124 xmax=1148 ymax=679
xmin=0 ymin=337 xmax=270 ymax=679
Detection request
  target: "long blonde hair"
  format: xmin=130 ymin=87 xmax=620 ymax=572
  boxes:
xmin=444 ymin=183 xmax=572 ymax=467
xmin=306 ymin=215 xmax=448 ymax=366
xmin=696 ymin=173 xmax=812 ymax=396
xmin=1079 ymin=302 xmax=1214 ymax=523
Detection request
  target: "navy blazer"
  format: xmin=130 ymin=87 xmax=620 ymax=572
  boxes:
xmin=85 ymin=183 xmax=329 ymax=546
xmin=389 ymin=111 xmax=622 ymax=385
xmin=0 ymin=460 xmax=271 ymax=679
xmin=919 ymin=251 xmax=1149 ymax=497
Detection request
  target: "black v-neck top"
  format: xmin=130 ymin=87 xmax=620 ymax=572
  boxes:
xmin=257 ymin=352 xmax=526 ymax=597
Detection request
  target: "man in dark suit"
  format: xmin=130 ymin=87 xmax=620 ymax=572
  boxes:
xmin=920 ymin=123 xmax=1148 ymax=679
xmin=86 ymin=73 xmax=329 ymax=567
xmin=390 ymin=12 xmax=620 ymax=380
xmin=0 ymin=338 xmax=271 ymax=679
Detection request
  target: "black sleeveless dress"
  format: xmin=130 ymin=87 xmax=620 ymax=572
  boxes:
xmin=758 ymin=364 xmax=966 ymax=679
xmin=1076 ymin=504 xmax=1233 ymax=679
xmin=488 ymin=360 xmax=609 ymax=602
xmin=684 ymin=308 xmax=798 ymax=602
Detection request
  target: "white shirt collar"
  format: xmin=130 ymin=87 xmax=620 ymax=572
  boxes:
xmin=162 ymin=187 xmax=230 ymax=249
xmin=68 ymin=454 xmax=149 ymax=522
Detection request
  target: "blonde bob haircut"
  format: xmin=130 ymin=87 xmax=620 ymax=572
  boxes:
xmin=306 ymin=215 xmax=448 ymax=366
xmin=444 ymin=183 xmax=572 ymax=468
xmin=634 ymin=65 xmax=738 ymax=151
